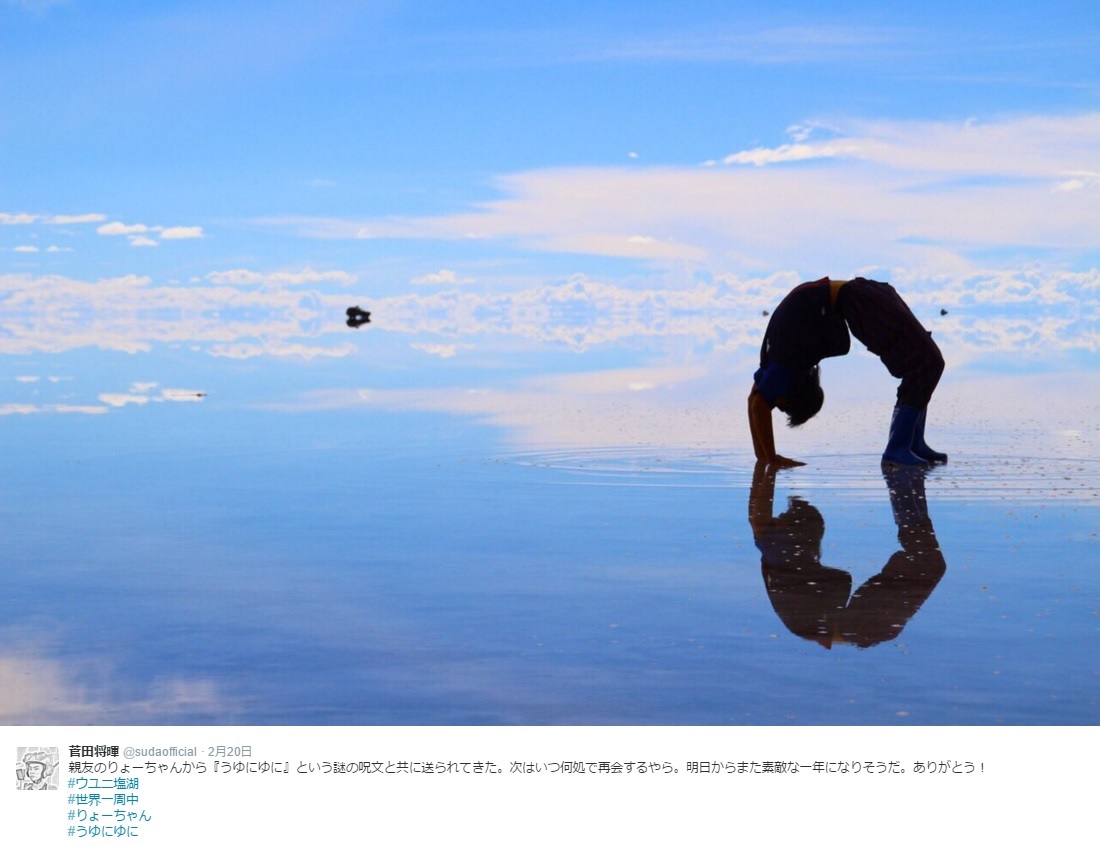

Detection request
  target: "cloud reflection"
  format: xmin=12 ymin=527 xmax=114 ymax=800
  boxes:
xmin=2 ymin=268 xmax=1093 ymax=362
xmin=369 ymin=270 xmax=1098 ymax=355
xmin=0 ymin=641 xmax=239 ymax=725
xmin=0 ymin=271 xmax=351 ymax=357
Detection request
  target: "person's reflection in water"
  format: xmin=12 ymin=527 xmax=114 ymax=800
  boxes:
xmin=748 ymin=463 xmax=946 ymax=649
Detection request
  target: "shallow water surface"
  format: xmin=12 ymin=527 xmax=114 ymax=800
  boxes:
xmin=1 ymin=407 xmax=1095 ymax=725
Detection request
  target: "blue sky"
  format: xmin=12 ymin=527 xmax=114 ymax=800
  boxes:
xmin=4 ymin=1 xmax=1097 ymax=258
xmin=1 ymin=0 xmax=1098 ymax=445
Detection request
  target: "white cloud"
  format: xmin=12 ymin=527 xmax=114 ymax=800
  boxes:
xmin=99 ymin=393 xmax=150 ymax=407
xmin=13 ymin=245 xmax=38 ymax=253
xmin=707 ymin=140 xmax=868 ymax=166
xmin=2 ymin=211 xmax=105 ymax=226
xmin=159 ymin=226 xmax=204 ymax=240
xmin=708 ymin=114 xmax=1100 ymax=180
xmin=1053 ymin=170 xmax=1100 ymax=192
xmin=97 ymin=221 xmax=149 ymax=236
xmin=53 ymin=405 xmax=109 ymax=415
xmin=268 ymin=112 xmax=1100 ymax=273
xmin=161 ymin=388 xmax=206 ymax=402
xmin=0 ymin=213 xmax=38 ymax=225
xmin=411 ymin=342 xmax=461 ymax=358
xmin=205 ymin=267 xmax=355 ymax=287
xmin=410 ymin=268 xmax=471 ymax=286
xmin=97 ymin=387 xmax=206 ymax=407
xmin=204 ymin=269 xmax=266 ymax=286
xmin=0 ymin=394 xmax=168 ymax=416
xmin=207 ymin=342 xmax=355 ymax=360
xmin=97 ymin=221 xmax=205 ymax=243
xmin=47 ymin=213 xmax=106 ymax=225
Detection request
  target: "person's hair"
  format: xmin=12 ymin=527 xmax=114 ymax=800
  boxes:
xmin=785 ymin=366 xmax=824 ymax=427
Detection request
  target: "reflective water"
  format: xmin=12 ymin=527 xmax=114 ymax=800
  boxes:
xmin=1 ymin=396 xmax=1096 ymax=725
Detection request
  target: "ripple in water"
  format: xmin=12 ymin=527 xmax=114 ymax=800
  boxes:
xmin=502 ymin=447 xmax=1100 ymax=503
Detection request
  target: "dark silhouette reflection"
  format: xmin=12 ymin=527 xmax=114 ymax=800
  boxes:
xmin=346 ymin=305 xmax=372 ymax=328
xmin=747 ymin=463 xmax=946 ymax=649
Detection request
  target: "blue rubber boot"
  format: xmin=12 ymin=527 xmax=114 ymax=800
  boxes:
xmin=912 ymin=408 xmax=948 ymax=464
xmin=881 ymin=405 xmax=929 ymax=467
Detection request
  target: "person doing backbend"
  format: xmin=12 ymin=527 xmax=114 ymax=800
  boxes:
xmin=748 ymin=276 xmax=946 ymax=468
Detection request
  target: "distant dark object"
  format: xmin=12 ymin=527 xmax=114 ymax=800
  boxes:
xmin=346 ymin=306 xmax=371 ymax=328
xmin=762 ymin=309 xmax=770 ymax=317
xmin=940 ymin=308 xmax=948 ymax=316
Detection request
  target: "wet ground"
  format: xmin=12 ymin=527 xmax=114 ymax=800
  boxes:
xmin=1 ymin=407 xmax=1095 ymax=725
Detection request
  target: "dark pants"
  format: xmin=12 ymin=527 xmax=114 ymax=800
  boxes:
xmin=836 ymin=279 xmax=944 ymax=408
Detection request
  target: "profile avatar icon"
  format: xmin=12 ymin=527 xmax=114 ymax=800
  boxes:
xmin=16 ymin=751 xmax=57 ymax=791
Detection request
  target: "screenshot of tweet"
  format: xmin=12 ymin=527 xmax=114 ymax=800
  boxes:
xmin=4 ymin=726 xmax=1089 ymax=843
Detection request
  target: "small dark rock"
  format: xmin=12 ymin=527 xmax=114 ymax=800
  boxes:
xmin=346 ymin=306 xmax=371 ymax=328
